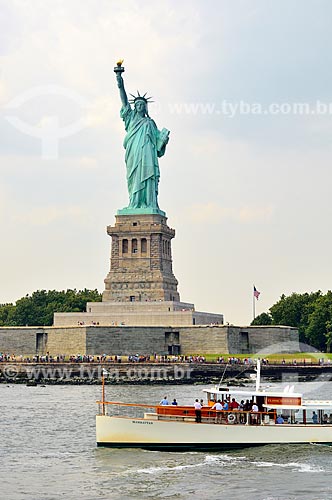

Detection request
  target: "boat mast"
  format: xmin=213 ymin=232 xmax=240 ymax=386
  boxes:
xmin=256 ymin=358 xmax=261 ymax=392
xmin=101 ymin=369 xmax=106 ymax=415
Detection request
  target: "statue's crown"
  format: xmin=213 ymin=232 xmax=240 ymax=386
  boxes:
xmin=129 ymin=91 xmax=154 ymax=104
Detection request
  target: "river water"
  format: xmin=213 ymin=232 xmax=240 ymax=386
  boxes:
xmin=1 ymin=381 xmax=332 ymax=500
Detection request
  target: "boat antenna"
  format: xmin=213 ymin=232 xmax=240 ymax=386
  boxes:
xmin=255 ymin=358 xmax=261 ymax=392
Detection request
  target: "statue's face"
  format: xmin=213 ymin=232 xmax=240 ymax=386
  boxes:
xmin=135 ymin=100 xmax=147 ymax=114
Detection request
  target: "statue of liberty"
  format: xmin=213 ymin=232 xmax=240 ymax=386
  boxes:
xmin=114 ymin=61 xmax=169 ymax=215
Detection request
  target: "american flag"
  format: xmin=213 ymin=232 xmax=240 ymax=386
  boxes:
xmin=253 ymin=286 xmax=260 ymax=300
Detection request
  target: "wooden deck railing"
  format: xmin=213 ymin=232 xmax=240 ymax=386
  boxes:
xmin=96 ymin=401 xmax=274 ymax=425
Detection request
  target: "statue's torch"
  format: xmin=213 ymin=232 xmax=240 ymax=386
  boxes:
xmin=114 ymin=59 xmax=125 ymax=75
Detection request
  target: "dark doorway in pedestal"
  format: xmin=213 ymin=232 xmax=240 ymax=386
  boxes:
xmin=165 ymin=331 xmax=180 ymax=355
xmin=168 ymin=344 xmax=180 ymax=355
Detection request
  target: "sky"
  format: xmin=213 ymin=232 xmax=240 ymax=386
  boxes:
xmin=0 ymin=0 xmax=332 ymax=325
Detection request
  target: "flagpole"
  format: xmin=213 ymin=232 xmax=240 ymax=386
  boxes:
xmin=253 ymin=285 xmax=255 ymax=321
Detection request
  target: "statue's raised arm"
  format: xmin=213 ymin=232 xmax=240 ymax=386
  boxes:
xmin=114 ymin=59 xmax=128 ymax=107
xmin=113 ymin=60 xmax=170 ymax=216
xmin=116 ymin=73 xmax=128 ymax=108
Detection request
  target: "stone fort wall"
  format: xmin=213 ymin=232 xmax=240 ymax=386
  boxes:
xmin=0 ymin=325 xmax=299 ymax=356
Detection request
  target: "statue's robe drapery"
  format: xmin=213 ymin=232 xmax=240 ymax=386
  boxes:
xmin=120 ymin=103 xmax=166 ymax=210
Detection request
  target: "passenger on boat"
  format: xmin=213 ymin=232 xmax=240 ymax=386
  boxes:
xmin=252 ymin=402 xmax=258 ymax=412
xmin=251 ymin=402 xmax=259 ymax=425
xmin=194 ymin=399 xmax=202 ymax=423
xmin=220 ymin=399 xmax=229 ymax=421
xmin=329 ymin=414 xmax=332 ymax=424
xmin=229 ymin=398 xmax=239 ymax=410
xmin=212 ymin=400 xmax=223 ymax=423
xmin=243 ymin=399 xmax=251 ymax=411
xmin=323 ymin=414 xmax=328 ymax=424
xmin=238 ymin=400 xmax=245 ymax=423
xmin=160 ymin=396 xmax=169 ymax=405
xmin=312 ymin=411 xmax=318 ymax=424
xmin=276 ymin=415 xmax=284 ymax=424
xmin=171 ymin=398 xmax=178 ymax=406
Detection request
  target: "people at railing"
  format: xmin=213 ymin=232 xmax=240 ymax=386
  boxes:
xmin=276 ymin=415 xmax=284 ymax=424
xmin=243 ymin=399 xmax=251 ymax=412
xmin=160 ymin=396 xmax=169 ymax=405
xmin=194 ymin=399 xmax=202 ymax=422
xmin=229 ymin=398 xmax=239 ymax=411
xmin=222 ymin=399 xmax=229 ymax=411
xmin=212 ymin=400 xmax=223 ymax=423
xmin=238 ymin=400 xmax=245 ymax=423
xmin=154 ymin=402 xmax=332 ymax=427
xmin=251 ymin=402 xmax=259 ymax=424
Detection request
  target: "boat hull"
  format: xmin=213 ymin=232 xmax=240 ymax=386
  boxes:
xmin=96 ymin=415 xmax=332 ymax=450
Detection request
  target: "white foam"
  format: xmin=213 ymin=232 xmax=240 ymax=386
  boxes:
xmin=135 ymin=462 xmax=206 ymax=474
xmin=134 ymin=454 xmax=246 ymax=475
xmin=286 ymin=462 xmax=323 ymax=473
xmin=252 ymin=461 xmax=323 ymax=473
xmin=252 ymin=461 xmax=274 ymax=467
xmin=205 ymin=454 xmax=246 ymax=463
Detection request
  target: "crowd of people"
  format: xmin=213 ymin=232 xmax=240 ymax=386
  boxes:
xmin=1 ymin=352 xmax=332 ymax=366
xmin=0 ymin=353 xmax=207 ymax=363
xmin=158 ymin=395 xmax=262 ymax=424
xmin=217 ymin=356 xmax=255 ymax=365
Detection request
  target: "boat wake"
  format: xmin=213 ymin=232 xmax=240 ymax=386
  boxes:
xmin=251 ymin=460 xmax=323 ymax=473
xmin=134 ymin=454 xmax=246 ymax=475
xmin=132 ymin=454 xmax=323 ymax=476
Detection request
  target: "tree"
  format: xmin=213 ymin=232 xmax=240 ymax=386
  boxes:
xmin=306 ymin=292 xmax=332 ymax=351
xmin=325 ymin=320 xmax=332 ymax=353
xmin=0 ymin=303 xmax=16 ymax=326
xmin=251 ymin=312 xmax=272 ymax=326
xmin=269 ymin=292 xmax=321 ymax=343
xmin=0 ymin=289 xmax=102 ymax=326
xmin=248 ymin=290 xmax=332 ymax=350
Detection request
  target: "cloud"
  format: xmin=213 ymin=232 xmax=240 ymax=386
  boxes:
xmin=76 ymin=156 xmax=98 ymax=169
xmin=82 ymin=95 xmax=114 ymax=128
xmin=238 ymin=205 xmax=274 ymax=222
xmin=0 ymin=186 xmax=11 ymax=222
xmin=185 ymin=202 xmax=274 ymax=224
xmin=12 ymin=205 xmax=86 ymax=226
xmin=0 ymin=80 xmax=9 ymax=105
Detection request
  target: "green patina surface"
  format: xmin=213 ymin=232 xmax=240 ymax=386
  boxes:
xmin=117 ymin=207 xmax=166 ymax=216
xmin=115 ymin=64 xmax=169 ymax=215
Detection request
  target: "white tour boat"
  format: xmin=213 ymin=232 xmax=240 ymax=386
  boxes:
xmin=96 ymin=361 xmax=332 ymax=450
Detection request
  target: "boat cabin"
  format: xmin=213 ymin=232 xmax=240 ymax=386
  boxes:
xmin=202 ymin=385 xmax=332 ymax=425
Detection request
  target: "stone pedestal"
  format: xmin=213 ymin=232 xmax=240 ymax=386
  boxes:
xmin=103 ymin=213 xmax=180 ymax=303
